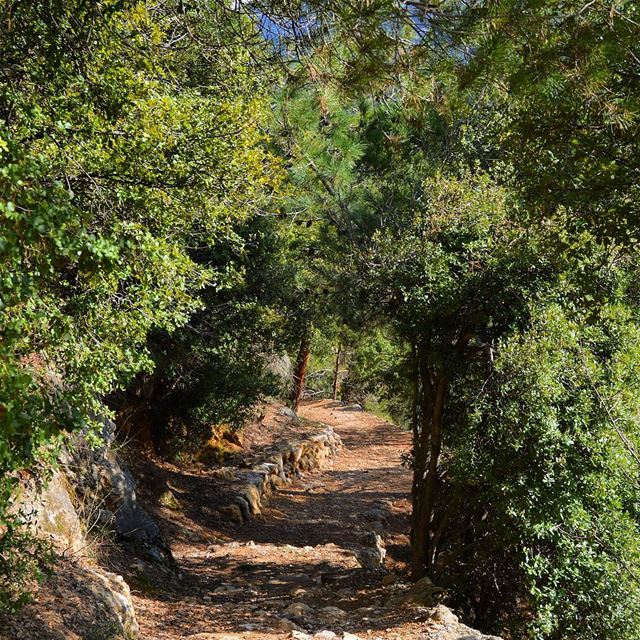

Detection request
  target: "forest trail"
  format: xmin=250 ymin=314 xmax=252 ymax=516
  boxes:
xmin=133 ymin=400 xmax=417 ymax=640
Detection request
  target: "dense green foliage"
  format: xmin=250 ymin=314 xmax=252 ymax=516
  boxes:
xmin=2 ymin=1 xmax=640 ymax=636
xmin=0 ymin=0 xmax=276 ymax=609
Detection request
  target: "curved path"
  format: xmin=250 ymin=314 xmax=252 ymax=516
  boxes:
xmin=133 ymin=400 xmax=414 ymax=640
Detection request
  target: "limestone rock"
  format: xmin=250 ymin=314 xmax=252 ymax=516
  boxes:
xmin=243 ymin=483 xmax=262 ymax=515
xmin=85 ymin=567 xmax=139 ymax=639
xmin=274 ymin=617 xmax=298 ymax=632
xmin=22 ymin=471 xmax=85 ymax=553
xmin=355 ymin=546 xmax=385 ymax=570
xmin=64 ymin=416 xmax=174 ymax=568
xmin=211 ymin=467 xmax=236 ymax=481
xmin=318 ymin=605 xmax=347 ymax=623
xmin=279 ymin=406 xmax=298 ymax=420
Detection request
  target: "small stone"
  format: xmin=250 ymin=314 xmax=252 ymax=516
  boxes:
xmin=313 ymin=632 xmax=338 ymax=640
xmin=219 ymin=504 xmax=243 ymax=524
xmin=291 ymin=632 xmax=312 ymax=640
xmin=279 ymin=406 xmax=298 ymax=419
xmin=214 ymin=584 xmax=240 ymax=594
xmin=430 ymin=604 xmax=459 ymax=625
xmin=385 ymin=576 xmax=447 ymax=608
xmin=158 ymin=489 xmax=181 ymax=511
xmin=319 ymin=606 xmax=347 ymax=622
xmin=275 ymin=618 xmax=296 ymax=631
xmin=354 ymin=547 xmax=385 ymax=570
xmin=284 ymin=602 xmax=314 ymax=619
xmin=381 ymin=573 xmax=397 ymax=586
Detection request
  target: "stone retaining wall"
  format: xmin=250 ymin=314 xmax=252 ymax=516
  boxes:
xmin=220 ymin=425 xmax=343 ymax=524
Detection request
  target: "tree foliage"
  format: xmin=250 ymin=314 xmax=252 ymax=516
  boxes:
xmin=0 ymin=0 xmax=277 ymax=609
xmin=3 ymin=1 xmax=640 ymax=636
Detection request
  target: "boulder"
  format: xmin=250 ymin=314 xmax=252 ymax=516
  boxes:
xmin=22 ymin=471 xmax=85 ymax=553
xmin=63 ymin=416 xmax=174 ymax=568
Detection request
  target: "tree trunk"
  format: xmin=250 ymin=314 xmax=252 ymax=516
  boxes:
xmin=290 ymin=332 xmax=311 ymax=411
xmin=410 ymin=348 xmax=447 ymax=580
xmin=332 ymin=343 xmax=342 ymax=401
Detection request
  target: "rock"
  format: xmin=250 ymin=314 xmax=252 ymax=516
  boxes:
xmin=283 ymin=602 xmax=314 ymax=620
xmin=233 ymin=495 xmax=251 ymax=521
xmin=279 ymin=406 xmax=298 ymax=420
xmin=275 ymin=618 xmax=297 ymax=631
xmin=22 ymin=471 xmax=85 ymax=553
xmin=214 ymin=583 xmax=242 ymax=594
xmin=318 ymin=606 xmax=347 ymax=623
xmin=355 ymin=547 xmax=385 ymax=570
xmin=242 ymin=483 xmax=262 ymax=515
xmin=291 ymin=631 xmax=313 ymax=640
xmin=385 ymin=576 xmax=447 ymax=608
xmin=211 ymin=467 xmax=236 ymax=481
xmin=364 ymin=520 xmax=386 ymax=538
xmin=381 ymin=573 xmax=397 ymax=586
xmin=64 ymin=416 xmax=174 ymax=568
xmin=158 ymin=488 xmax=181 ymax=511
xmin=342 ymin=634 xmax=363 ymax=640
xmin=363 ymin=508 xmax=389 ymax=524
xmin=313 ymin=632 xmax=338 ymax=640
xmin=85 ymin=567 xmax=139 ymax=639
xmin=430 ymin=604 xmax=459 ymax=625
xmin=220 ymin=504 xmax=244 ymax=524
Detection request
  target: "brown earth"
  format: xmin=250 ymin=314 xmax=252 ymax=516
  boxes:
xmin=1 ymin=400 xmax=493 ymax=640
xmin=128 ymin=399 xmax=420 ymax=639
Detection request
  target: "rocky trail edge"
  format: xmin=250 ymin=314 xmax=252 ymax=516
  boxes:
xmin=129 ymin=400 xmax=499 ymax=640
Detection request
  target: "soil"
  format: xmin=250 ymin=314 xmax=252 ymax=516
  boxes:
xmin=127 ymin=399 xmax=428 ymax=640
xmin=2 ymin=400 xmax=484 ymax=640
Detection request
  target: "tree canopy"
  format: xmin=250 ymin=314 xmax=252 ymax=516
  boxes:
xmin=2 ymin=1 xmax=640 ymax=637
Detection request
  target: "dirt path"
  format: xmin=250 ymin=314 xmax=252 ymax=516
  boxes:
xmin=132 ymin=400 xmax=416 ymax=640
